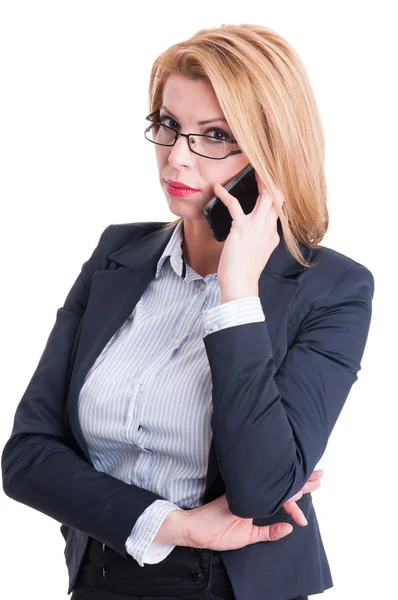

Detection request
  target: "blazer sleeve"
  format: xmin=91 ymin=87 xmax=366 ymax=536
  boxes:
xmin=1 ymin=225 xmax=169 ymax=558
xmin=203 ymin=264 xmax=375 ymax=519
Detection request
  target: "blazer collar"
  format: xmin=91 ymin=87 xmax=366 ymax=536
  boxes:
xmin=108 ymin=219 xmax=314 ymax=280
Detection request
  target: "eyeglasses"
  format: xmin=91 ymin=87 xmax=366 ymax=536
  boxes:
xmin=144 ymin=110 xmax=243 ymax=160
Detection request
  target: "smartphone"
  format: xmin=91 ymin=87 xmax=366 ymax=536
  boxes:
xmin=204 ymin=164 xmax=259 ymax=242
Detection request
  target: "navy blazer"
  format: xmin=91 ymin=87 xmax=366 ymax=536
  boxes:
xmin=1 ymin=219 xmax=374 ymax=600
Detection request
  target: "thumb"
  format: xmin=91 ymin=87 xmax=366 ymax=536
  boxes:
xmin=258 ymin=522 xmax=293 ymax=543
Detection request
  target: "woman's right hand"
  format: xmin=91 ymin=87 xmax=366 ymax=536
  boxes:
xmin=184 ymin=469 xmax=323 ymax=551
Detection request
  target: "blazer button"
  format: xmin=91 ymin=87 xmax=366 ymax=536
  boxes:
xmin=191 ymin=569 xmax=204 ymax=584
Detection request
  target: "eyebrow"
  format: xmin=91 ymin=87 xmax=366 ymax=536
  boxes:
xmin=159 ymin=105 xmax=228 ymax=125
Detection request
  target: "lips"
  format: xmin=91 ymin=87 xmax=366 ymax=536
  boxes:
xmin=166 ymin=179 xmax=199 ymax=191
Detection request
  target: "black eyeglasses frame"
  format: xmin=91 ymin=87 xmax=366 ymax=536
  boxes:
xmin=144 ymin=110 xmax=243 ymax=160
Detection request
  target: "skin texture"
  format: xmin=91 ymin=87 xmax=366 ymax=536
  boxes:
xmin=154 ymin=470 xmax=324 ymax=548
xmin=155 ymin=72 xmax=250 ymax=277
xmin=215 ymin=173 xmax=284 ymax=302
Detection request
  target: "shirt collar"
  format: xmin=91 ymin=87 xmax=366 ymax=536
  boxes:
xmin=155 ymin=219 xmax=186 ymax=280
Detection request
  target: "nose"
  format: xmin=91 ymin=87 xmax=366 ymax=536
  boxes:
xmin=168 ymin=134 xmax=195 ymax=168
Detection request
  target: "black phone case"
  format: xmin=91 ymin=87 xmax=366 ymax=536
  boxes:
xmin=204 ymin=164 xmax=259 ymax=241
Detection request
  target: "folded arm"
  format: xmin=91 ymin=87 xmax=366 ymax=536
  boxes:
xmin=203 ymin=265 xmax=374 ymax=518
xmin=1 ymin=225 xmax=168 ymax=558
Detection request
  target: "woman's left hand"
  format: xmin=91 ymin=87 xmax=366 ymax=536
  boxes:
xmin=183 ymin=469 xmax=324 ymax=551
xmin=282 ymin=469 xmax=324 ymax=526
xmin=214 ymin=170 xmax=285 ymax=302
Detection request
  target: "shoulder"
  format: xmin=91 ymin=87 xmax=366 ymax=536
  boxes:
xmin=309 ymin=242 xmax=372 ymax=276
xmin=96 ymin=221 xmax=166 ymax=269
xmin=293 ymin=244 xmax=375 ymax=319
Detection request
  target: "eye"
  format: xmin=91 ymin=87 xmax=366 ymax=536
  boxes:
xmin=159 ymin=115 xmax=179 ymax=128
xmin=158 ymin=114 xmax=234 ymax=141
xmin=207 ymin=129 xmax=230 ymax=141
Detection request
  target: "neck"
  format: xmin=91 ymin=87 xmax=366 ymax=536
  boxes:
xmin=181 ymin=218 xmax=224 ymax=278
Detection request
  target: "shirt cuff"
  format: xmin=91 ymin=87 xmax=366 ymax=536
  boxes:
xmin=125 ymin=500 xmax=184 ymax=567
xmin=203 ymin=296 xmax=265 ymax=335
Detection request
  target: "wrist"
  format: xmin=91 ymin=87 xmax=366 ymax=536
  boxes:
xmin=220 ymin=287 xmax=259 ymax=304
xmin=153 ymin=509 xmax=191 ymax=547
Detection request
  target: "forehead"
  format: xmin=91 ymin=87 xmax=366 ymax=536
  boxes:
xmin=162 ymin=73 xmax=223 ymax=118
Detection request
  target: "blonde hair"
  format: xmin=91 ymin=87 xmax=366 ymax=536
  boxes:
xmin=148 ymin=24 xmax=328 ymax=268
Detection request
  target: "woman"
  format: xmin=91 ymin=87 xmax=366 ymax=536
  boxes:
xmin=2 ymin=23 xmax=374 ymax=600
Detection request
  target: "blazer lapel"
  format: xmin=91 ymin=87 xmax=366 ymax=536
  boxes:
xmin=66 ymin=225 xmax=176 ymax=461
xmin=65 ymin=219 xmax=313 ymax=503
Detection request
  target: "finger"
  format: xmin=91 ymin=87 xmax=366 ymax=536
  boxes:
xmin=214 ymin=183 xmax=245 ymax=221
xmin=285 ymin=478 xmax=322 ymax=504
xmin=268 ymin=179 xmax=285 ymax=208
xmin=253 ymin=169 xmax=267 ymax=194
xmin=253 ymin=179 xmax=285 ymax=219
xmin=253 ymin=170 xmax=284 ymax=207
xmin=283 ymin=500 xmax=308 ymax=526
xmin=308 ymin=469 xmax=324 ymax=481
xmin=285 ymin=489 xmax=303 ymax=503
xmin=251 ymin=191 xmax=275 ymax=219
xmin=258 ymin=522 xmax=294 ymax=543
xmin=301 ymin=479 xmax=322 ymax=494
xmin=287 ymin=479 xmax=321 ymax=503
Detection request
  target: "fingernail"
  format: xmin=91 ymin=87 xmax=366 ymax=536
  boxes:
xmin=302 ymin=516 xmax=308 ymax=526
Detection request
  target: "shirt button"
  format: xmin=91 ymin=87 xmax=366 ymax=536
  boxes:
xmin=201 ymin=282 xmax=206 ymax=290
xmin=140 ymin=384 xmax=146 ymax=392
xmin=211 ymin=323 xmax=221 ymax=332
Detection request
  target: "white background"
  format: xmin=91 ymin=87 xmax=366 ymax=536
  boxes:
xmin=1 ymin=1 xmax=396 ymax=598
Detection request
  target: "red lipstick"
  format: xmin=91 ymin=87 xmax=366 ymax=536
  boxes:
xmin=165 ymin=179 xmax=199 ymax=197
xmin=166 ymin=179 xmax=199 ymax=191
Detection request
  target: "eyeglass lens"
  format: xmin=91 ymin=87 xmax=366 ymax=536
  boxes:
xmin=145 ymin=122 xmax=239 ymax=159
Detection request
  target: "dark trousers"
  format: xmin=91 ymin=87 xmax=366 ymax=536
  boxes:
xmin=71 ymin=537 xmax=309 ymax=600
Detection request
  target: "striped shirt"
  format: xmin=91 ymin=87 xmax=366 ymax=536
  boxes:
xmin=78 ymin=219 xmax=265 ymax=566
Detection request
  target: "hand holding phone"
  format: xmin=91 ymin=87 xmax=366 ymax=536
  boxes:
xmin=205 ymin=165 xmax=285 ymax=301
xmin=204 ymin=164 xmax=259 ymax=242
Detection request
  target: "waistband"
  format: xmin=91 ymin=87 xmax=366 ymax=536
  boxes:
xmin=76 ymin=537 xmax=233 ymax=596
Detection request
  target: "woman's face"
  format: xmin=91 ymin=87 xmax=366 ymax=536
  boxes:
xmin=154 ymin=73 xmax=249 ymax=220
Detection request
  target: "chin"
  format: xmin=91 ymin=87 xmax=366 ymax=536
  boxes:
xmin=167 ymin=200 xmax=208 ymax=219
